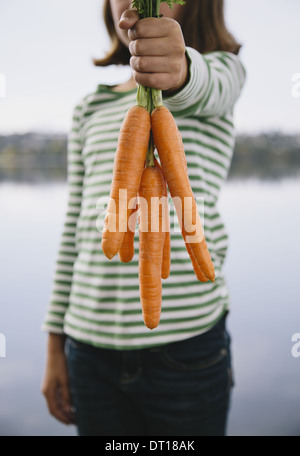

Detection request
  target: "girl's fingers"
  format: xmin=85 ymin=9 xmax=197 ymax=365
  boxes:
xmin=129 ymin=37 xmax=171 ymax=57
xmin=130 ymin=55 xmax=178 ymax=74
xmin=130 ymin=52 xmax=188 ymax=92
xmin=44 ymin=384 xmax=72 ymax=425
xmin=128 ymin=17 xmax=178 ymax=40
xmin=60 ymin=379 xmax=75 ymax=422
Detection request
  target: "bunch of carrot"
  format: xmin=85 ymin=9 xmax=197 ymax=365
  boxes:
xmin=101 ymin=0 xmax=215 ymax=330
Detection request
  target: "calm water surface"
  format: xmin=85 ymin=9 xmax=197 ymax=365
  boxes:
xmin=0 ymin=179 xmax=299 ymax=436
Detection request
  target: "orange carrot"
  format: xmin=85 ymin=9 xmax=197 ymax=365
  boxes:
xmin=101 ymin=105 xmax=150 ymax=260
xmin=118 ymin=197 xmax=138 ymax=263
xmin=172 ymin=130 xmax=208 ymax=283
xmin=161 ymin=227 xmax=171 ymax=280
xmin=151 ymin=106 xmax=215 ymax=282
xmin=138 ymin=163 xmax=166 ymax=329
xmin=154 ymin=158 xmax=170 ymax=280
xmin=185 ymin=241 xmax=209 ymax=282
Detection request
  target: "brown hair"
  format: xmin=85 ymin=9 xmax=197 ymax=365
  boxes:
xmin=94 ymin=0 xmax=241 ymax=67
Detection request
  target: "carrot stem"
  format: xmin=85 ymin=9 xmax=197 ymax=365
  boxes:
xmin=137 ymin=84 xmax=148 ymax=108
xmin=144 ymin=87 xmax=155 ymax=166
xmin=146 ymin=87 xmax=153 ymax=113
xmin=152 ymin=88 xmax=163 ymax=108
xmin=146 ymin=132 xmax=155 ymax=167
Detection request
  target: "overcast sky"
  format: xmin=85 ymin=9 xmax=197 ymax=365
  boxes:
xmin=0 ymin=0 xmax=299 ymax=134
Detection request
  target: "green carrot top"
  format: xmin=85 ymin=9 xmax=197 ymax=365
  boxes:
xmin=132 ymin=0 xmax=185 ymax=19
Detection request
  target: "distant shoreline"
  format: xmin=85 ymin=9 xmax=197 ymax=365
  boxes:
xmin=1 ymin=132 xmax=300 ymax=182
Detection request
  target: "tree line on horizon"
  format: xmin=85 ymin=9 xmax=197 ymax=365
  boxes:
xmin=0 ymin=131 xmax=299 ymax=182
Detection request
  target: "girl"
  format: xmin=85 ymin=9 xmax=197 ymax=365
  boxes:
xmin=41 ymin=0 xmax=246 ymax=436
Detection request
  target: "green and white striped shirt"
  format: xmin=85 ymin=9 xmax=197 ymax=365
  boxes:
xmin=42 ymin=47 xmax=246 ymax=349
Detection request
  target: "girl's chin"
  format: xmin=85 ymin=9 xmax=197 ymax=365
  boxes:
xmin=116 ymin=29 xmax=130 ymax=48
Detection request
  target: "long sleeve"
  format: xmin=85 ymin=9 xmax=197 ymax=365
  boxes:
xmin=42 ymin=104 xmax=85 ymax=334
xmin=164 ymin=46 xmax=246 ymax=118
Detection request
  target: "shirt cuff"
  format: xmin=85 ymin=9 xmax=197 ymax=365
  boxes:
xmin=41 ymin=322 xmax=65 ymax=335
xmin=163 ymin=46 xmax=208 ymax=117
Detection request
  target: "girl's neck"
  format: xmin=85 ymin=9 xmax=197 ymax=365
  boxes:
xmin=112 ymin=76 xmax=137 ymax=92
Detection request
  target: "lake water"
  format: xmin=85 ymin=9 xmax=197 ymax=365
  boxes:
xmin=0 ymin=179 xmax=299 ymax=436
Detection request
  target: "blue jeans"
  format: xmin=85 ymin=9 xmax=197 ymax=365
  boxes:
xmin=65 ymin=312 xmax=234 ymax=436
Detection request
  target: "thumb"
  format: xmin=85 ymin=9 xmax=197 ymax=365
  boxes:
xmin=119 ymin=9 xmax=140 ymax=30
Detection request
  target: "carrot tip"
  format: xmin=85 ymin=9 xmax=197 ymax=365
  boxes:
xmin=101 ymin=240 xmax=115 ymax=260
xmin=143 ymin=314 xmax=160 ymax=330
xmin=118 ymin=255 xmax=133 ymax=264
xmin=146 ymin=323 xmax=159 ymax=330
xmin=206 ymin=275 xmax=215 ymax=282
xmin=161 ymin=274 xmax=170 ymax=280
xmin=207 ymin=269 xmax=216 ymax=282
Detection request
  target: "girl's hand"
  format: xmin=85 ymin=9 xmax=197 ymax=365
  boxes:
xmin=119 ymin=9 xmax=188 ymax=93
xmin=41 ymin=334 xmax=75 ymax=425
